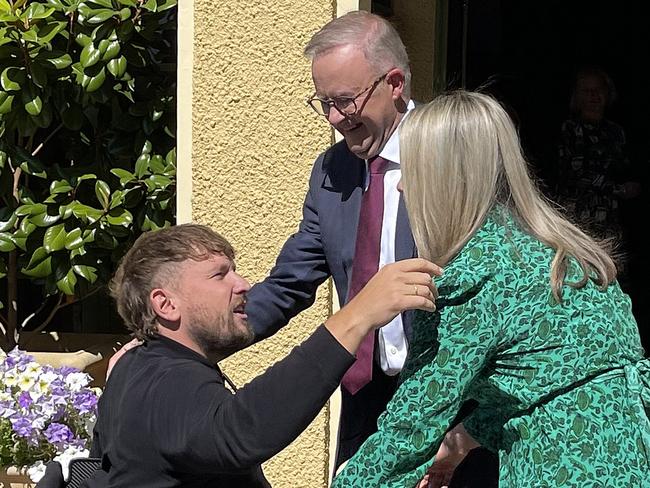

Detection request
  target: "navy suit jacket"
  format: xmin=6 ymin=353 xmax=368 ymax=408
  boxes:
xmin=247 ymin=140 xmax=416 ymax=341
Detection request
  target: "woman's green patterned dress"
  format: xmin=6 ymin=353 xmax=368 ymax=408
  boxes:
xmin=332 ymin=210 xmax=650 ymax=487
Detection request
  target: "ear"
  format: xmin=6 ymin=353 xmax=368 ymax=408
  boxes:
xmin=150 ymin=288 xmax=181 ymax=322
xmin=386 ymin=68 xmax=405 ymax=100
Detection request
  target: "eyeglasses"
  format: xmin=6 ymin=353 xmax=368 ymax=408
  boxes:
xmin=307 ymin=73 xmax=388 ymax=118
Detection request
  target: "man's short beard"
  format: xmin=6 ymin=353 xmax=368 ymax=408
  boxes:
xmin=187 ymin=313 xmax=254 ymax=359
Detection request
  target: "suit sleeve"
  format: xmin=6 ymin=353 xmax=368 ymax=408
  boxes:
xmin=332 ymin=276 xmax=503 ymax=488
xmin=161 ymin=325 xmax=354 ymax=473
xmin=246 ymin=154 xmax=332 ymax=339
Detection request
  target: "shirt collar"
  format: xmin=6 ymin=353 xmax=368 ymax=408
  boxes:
xmin=376 ymin=99 xmax=416 ymax=165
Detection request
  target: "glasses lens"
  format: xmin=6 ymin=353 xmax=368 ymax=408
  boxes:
xmin=317 ymin=100 xmax=330 ymax=116
xmin=335 ymin=98 xmax=356 ymax=115
xmin=308 ymin=98 xmax=328 ymax=116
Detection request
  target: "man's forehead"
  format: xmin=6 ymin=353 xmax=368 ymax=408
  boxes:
xmin=312 ymin=47 xmax=372 ymax=91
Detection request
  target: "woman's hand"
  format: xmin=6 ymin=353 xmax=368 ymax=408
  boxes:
xmin=416 ymin=423 xmax=481 ymax=488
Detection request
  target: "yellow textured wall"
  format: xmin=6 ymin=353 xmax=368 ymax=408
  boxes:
xmin=191 ymin=1 xmax=334 ymax=486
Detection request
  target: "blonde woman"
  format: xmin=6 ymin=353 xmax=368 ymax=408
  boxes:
xmin=332 ymin=91 xmax=650 ymax=487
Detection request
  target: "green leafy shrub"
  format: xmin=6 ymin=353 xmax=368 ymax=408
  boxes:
xmin=0 ymin=0 xmax=177 ymax=351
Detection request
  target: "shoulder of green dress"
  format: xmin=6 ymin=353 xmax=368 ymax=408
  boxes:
xmin=438 ymin=208 xmax=551 ymax=298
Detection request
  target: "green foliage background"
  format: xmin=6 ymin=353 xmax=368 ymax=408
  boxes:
xmin=0 ymin=0 xmax=177 ymax=349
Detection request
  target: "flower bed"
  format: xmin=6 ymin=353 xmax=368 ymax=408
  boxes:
xmin=0 ymin=348 xmax=100 ymax=483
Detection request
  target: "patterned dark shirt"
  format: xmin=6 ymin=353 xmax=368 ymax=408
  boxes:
xmin=555 ymin=118 xmax=631 ymax=241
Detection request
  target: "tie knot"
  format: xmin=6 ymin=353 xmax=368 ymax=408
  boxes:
xmin=368 ymin=156 xmax=389 ymax=174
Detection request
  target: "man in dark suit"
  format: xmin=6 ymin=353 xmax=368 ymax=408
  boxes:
xmin=245 ymin=11 xmax=417 ymax=467
xmin=69 ymin=224 xmax=438 ymax=487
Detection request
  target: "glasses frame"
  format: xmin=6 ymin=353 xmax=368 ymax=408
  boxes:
xmin=307 ymin=73 xmax=388 ymax=118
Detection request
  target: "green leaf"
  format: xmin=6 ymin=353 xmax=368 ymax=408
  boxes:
xmin=23 ymin=92 xmax=43 ymax=116
xmin=149 ymin=154 xmax=164 ymax=173
xmin=73 ymin=264 xmax=98 ymax=283
xmin=86 ymin=9 xmax=115 ymax=24
xmin=76 ymin=173 xmax=97 ymax=183
xmin=75 ymin=33 xmax=92 ymax=48
xmin=80 ymin=42 xmax=101 ymax=69
xmin=31 ymin=210 xmax=61 ymax=227
xmin=134 ymin=153 xmax=150 ymax=178
xmin=70 ymin=203 xmax=104 ymax=223
xmin=19 ymin=159 xmax=47 ymax=178
xmin=45 ymin=53 xmax=73 ymax=70
xmin=106 ymin=207 xmax=132 ymax=226
xmin=110 ymin=167 xmax=135 ymax=184
xmin=147 ymin=174 xmax=172 ymax=189
xmin=109 ymin=189 xmax=124 ymax=209
xmin=165 ymin=147 xmax=176 ymax=165
xmin=1 ymin=67 xmax=20 ymax=92
xmin=0 ymin=208 xmax=17 ymax=232
xmin=158 ymin=0 xmax=177 ymax=11
xmin=102 ymin=40 xmax=121 ymax=61
xmin=23 ymin=4 xmax=55 ymax=20
xmin=50 ymin=180 xmax=73 ymax=195
xmin=36 ymin=20 xmax=67 ymax=45
xmin=58 ymin=203 xmax=73 ymax=219
xmin=19 ymin=217 xmax=36 ymax=234
xmin=118 ymin=7 xmax=131 ymax=20
xmin=43 ymin=223 xmax=67 ymax=252
xmin=16 ymin=203 xmax=47 ymax=217
xmin=0 ymin=231 xmax=15 ymax=252
xmin=45 ymin=0 xmax=64 ymax=8
xmin=141 ymin=139 xmax=152 ymax=154
xmin=21 ymin=246 xmax=52 ymax=277
xmin=95 ymin=179 xmax=110 ymax=208
xmin=85 ymin=67 xmax=106 ymax=92
xmin=64 ymin=228 xmax=83 ymax=250
xmin=107 ymin=55 xmax=127 ymax=78
xmin=88 ymin=0 xmax=115 ymax=8
xmin=0 ymin=92 xmax=13 ymax=114
xmin=56 ymin=267 xmax=77 ymax=295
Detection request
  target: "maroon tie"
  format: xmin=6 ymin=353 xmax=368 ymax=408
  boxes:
xmin=341 ymin=155 xmax=389 ymax=395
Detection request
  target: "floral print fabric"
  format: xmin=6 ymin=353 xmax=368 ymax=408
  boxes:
xmin=332 ymin=210 xmax=650 ymax=487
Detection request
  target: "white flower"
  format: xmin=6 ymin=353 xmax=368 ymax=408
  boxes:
xmin=65 ymin=372 xmax=90 ymax=392
xmin=55 ymin=446 xmax=90 ymax=480
xmin=27 ymin=461 xmax=46 ymax=483
xmin=24 ymin=362 xmax=42 ymax=376
xmin=38 ymin=370 xmax=58 ymax=388
xmin=17 ymin=373 xmax=36 ymax=392
xmin=3 ymin=369 xmax=18 ymax=387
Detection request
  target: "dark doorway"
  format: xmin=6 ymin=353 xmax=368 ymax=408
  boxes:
xmin=447 ymin=0 xmax=650 ymax=352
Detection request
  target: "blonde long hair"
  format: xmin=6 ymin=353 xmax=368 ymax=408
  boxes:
xmin=400 ymin=91 xmax=616 ymax=300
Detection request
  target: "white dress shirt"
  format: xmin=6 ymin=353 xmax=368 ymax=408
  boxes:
xmin=364 ymin=100 xmax=415 ymax=375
